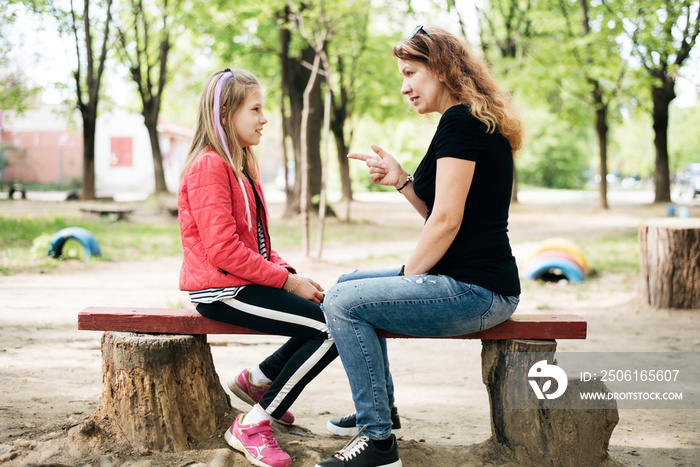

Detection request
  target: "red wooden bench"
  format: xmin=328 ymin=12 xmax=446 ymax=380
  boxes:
xmin=78 ymin=307 xmax=609 ymax=464
xmin=78 ymin=306 xmax=587 ymax=340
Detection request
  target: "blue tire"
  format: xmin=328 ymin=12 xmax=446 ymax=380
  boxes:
xmin=48 ymin=227 xmax=102 ymax=263
xmin=523 ymin=255 xmax=585 ymax=284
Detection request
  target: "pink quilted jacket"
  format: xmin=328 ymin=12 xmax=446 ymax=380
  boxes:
xmin=178 ymin=150 xmax=294 ymax=292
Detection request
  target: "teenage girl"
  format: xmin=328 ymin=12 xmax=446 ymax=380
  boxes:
xmin=178 ymin=68 xmax=338 ymax=467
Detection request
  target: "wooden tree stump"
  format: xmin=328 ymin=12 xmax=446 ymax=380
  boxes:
xmin=89 ymin=332 xmax=232 ymax=452
xmin=480 ymin=339 xmax=618 ymax=467
xmin=639 ymin=218 xmax=700 ymax=309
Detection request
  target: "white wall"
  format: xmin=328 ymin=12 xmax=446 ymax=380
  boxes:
xmin=95 ymin=109 xmax=155 ymax=197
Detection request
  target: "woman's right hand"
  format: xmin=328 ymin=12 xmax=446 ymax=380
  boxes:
xmin=348 ymin=144 xmax=407 ymax=189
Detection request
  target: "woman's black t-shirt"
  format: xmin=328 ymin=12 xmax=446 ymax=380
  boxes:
xmin=412 ymin=104 xmax=520 ymax=296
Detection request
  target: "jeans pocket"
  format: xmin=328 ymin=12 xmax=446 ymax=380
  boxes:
xmin=480 ymin=293 xmax=518 ymax=331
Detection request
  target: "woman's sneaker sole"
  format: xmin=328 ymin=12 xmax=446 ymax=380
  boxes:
xmin=326 ymin=409 xmax=404 ymax=439
xmin=325 ymin=421 xmax=404 ymax=439
xmin=325 ymin=420 xmax=360 ymax=437
xmin=314 ymin=434 xmax=402 ymax=467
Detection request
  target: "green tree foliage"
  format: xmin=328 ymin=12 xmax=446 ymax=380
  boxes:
xmin=61 ymin=0 xmax=115 ymax=200
xmin=181 ymin=0 xmax=408 ymax=210
xmin=610 ymin=0 xmax=700 ymax=202
xmin=608 ymin=110 xmax=655 ymax=179
xmin=115 ymin=0 xmax=184 ymax=194
xmin=0 ymin=64 xmax=39 ymax=115
xmin=351 ymin=30 xmax=407 ymax=122
xmin=7 ymin=0 xmax=697 ymax=202
xmin=0 ymin=2 xmax=42 ymax=113
xmin=670 ymin=101 xmax=700 ymax=170
xmin=494 ymin=0 xmax=628 ymax=205
xmin=477 ymin=0 xmax=532 ymax=62
xmin=517 ymin=108 xmax=589 ymax=189
xmin=479 ymin=0 xmax=700 ymax=199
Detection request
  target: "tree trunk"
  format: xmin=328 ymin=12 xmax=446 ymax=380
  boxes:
xmin=335 ymin=132 xmax=352 ymax=221
xmin=278 ymin=15 xmax=296 ymax=213
xmin=639 ymin=218 xmax=700 ymax=309
xmin=651 ymin=80 xmax=675 ymax=203
xmin=316 ymin=50 xmax=332 ymax=259
xmin=81 ymin=111 xmax=97 ymax=200
xmin=332 ymin=117 xmax=352 ymax=202
xmin=300 ymin=52 xmax=321 ymax=258
xmin=88 ymin=332 xmax=232 ymax=452
xmin=279 ymin=13 xmax=301 ymax=217
xmin=329 ymin=70 xmax=353 ymax=207
xmin=73 ymin=0 xmax=112 ymax=202
xmin=144 ymin=107 xmax=168 ymax=193
xmin=306 ymin=61 xmax=323 ymax=204
xmin=280 ymin=25 xmax=324 ymax=218
xmin=479 ymin=339 xmax=618 ymax=467
xmin=594 ymin=90 xmax=609 ymax=210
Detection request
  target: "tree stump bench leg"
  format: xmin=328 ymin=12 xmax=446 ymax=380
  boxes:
xmin=87 ymin=332 xmax=232 ymax=452
xmin=480 ymin=339 xmax=619 ymax=467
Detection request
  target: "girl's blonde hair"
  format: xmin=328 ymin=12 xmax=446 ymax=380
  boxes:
xmin=181 ymin=68 xmax=262 ymax=181
xmin=393 ymin=27 xmax=523 ymax=154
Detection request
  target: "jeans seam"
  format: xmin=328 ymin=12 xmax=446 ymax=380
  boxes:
xmin=349 ymin=311 xmax=387 ymax=436
xmin=344 ymin=287 xmax=482 ymax=316
xmin=479 ymin=292 xmax=497 ymax=330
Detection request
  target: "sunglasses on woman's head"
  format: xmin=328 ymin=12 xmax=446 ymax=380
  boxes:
xmin=409 ymin=25 xmax=429 ymax=39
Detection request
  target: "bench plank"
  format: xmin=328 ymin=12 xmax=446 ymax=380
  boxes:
xmin=79 ymin=205 xmax=134 ymax=220
xmin=78 ymin=307 xmax=586 ymax=340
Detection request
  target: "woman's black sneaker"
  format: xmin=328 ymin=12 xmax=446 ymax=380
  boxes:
xmin=314 ymin=434 xmax=401 ymax=467
xmin=326 ymin=407 xmax=403 ymax=438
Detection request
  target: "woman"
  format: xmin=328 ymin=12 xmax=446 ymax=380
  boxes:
xmin=178 ymin=68 xmax=337 ymax=467
xmin=317 ymin=26 xmax=523 ymax=467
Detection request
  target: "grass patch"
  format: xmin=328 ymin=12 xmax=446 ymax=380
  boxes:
xmin=0 ymin=215 xmax=182 ymax=275
xmin=578 ymin=233 xmax=640 ymax=278
xmin=0 ymin=207 xmax=421 ymax=275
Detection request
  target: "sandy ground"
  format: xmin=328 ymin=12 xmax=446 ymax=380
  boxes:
xmin=0 ymin=191 xmax=699 ymax=466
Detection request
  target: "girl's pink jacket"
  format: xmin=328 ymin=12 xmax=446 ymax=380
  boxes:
xmin=178 ymin=151 xmax=295 ymax=292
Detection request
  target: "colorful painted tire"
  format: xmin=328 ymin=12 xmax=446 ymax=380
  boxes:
xmin=529 ymin=237 xmax=589 ymax=275
xmin=527 ymin=250 xmax=586 ymax=278
xmin=523 ymin=255 xmax=585 ymax=284
xmin=48 ymin=227 xmax=102 ymax=263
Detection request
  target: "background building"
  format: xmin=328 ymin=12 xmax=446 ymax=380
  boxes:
xmin=1 ymin=105 xmax=194 ymax=198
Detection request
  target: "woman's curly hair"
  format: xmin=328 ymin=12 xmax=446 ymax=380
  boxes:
xmin=394 ymin=27 xmax=523 ymax=154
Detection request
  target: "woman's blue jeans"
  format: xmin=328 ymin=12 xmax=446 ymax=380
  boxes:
xmin=321 ymin=267 xmax=519 ymax=440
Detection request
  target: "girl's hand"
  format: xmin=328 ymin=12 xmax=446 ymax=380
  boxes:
xmin=284 ymin=274 xmax=324 ymax=305
xmin=348 ymin=144 xmax=408 ymax=189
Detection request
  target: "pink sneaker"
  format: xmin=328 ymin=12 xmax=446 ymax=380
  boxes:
xmin=228 ymin=369 xmax=296 ymax=425
xmin=225 ymin=414 xmax=292 ymax=467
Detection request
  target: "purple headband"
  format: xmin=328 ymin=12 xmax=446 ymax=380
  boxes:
xmin=212 ymin=68 xmax=254 ymax=230
xmin=213 ymin=69 xmax=235 ymax=168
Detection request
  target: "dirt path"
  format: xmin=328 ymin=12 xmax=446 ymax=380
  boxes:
xmin=1 ymin=195 xmax=699 ymax=466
